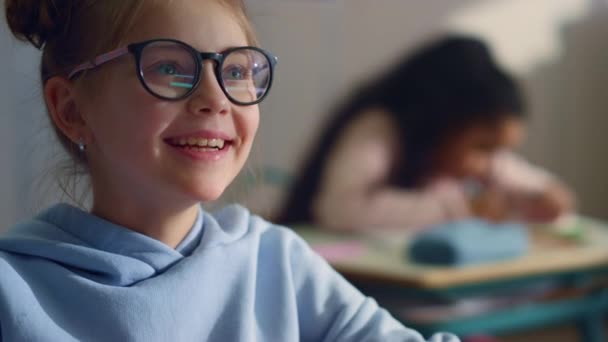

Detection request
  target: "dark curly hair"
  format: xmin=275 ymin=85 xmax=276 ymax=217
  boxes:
xmin=277 ymin=35 xmax=525 ymax=225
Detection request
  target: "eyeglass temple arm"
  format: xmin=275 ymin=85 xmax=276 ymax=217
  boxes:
xmin=68 ymin=47 xmax=130 ymax=79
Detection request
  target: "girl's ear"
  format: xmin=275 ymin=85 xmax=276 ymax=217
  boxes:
xmin=44 ymin=77 xmax=92 ymax=145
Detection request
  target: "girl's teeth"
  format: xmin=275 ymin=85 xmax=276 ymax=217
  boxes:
xmin=173 ymin=137 xmax=226 ymax=148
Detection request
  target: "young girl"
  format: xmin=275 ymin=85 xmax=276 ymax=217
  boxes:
xmin=278 ymin=36 xmax=574 ymax=231
xmin=0 ymin=1 xmax=458 ymax=341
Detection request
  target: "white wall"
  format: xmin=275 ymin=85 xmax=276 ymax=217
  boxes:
xmin=0 ymin=14 xmax=54 ymax=230
xmin=522 ymin=7 xmax=608 ymax=218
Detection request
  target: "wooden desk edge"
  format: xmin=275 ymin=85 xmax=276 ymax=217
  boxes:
xmin=332 ymin=249 xmax=608 ymax=290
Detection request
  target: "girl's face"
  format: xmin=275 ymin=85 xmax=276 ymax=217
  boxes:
xmin=76 ymin=0 xmax=259 ymax=207
xmin=433 ymin=116 xmax=524 ymax=181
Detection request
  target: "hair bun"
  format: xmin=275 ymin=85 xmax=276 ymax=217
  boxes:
xmin=5 ymin=0 xmax=73 ymax=49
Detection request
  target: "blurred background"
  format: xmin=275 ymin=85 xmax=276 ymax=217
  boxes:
xmin=237 ymin=0 xmax=608 ymax=221
xmin=1 ymin=0 xmax=608 ymax=341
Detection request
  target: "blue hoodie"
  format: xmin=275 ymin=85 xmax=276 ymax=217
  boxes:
xmin=0 ymin=203 xmax=458 ymax=341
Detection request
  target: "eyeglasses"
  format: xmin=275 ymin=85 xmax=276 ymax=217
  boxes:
xmin=69 ymin=39 xmax=278 ymax=106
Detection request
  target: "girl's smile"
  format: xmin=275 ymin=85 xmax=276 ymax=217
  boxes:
xmin=165 ymin=129 xmax=235 ymax=161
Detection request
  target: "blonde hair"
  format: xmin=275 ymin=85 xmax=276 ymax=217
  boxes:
xmin=5 ymin=0 xmax=258 ymax=165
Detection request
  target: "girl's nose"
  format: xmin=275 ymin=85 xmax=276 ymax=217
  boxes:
xmin=186 ymin=62 xmax=229 ymax=116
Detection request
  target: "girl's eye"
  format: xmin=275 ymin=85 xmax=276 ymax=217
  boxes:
xmin=156 ymin=63 xmax=179 ymax=75
xmin=223 ymin=65 xmax=250 ymax=80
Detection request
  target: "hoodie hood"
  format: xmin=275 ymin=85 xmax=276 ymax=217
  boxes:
xmin=0 ymin=203 xmax=251 ymax=286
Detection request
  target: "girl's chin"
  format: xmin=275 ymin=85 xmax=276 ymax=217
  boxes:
xmin=172 ymin=175 xmax=236 ymax=204
xmin=185 ymin=187 xmax=228 ymax=203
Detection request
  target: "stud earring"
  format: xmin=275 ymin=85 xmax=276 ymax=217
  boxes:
xmin=78 ymin=139 xmax=86 ymax=152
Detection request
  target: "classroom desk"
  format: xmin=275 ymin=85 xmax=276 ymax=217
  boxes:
xmin=295 ymin=217 xmax=608 ymax=341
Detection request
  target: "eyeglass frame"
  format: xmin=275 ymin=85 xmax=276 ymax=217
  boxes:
xmin=68 ymin=38 xmax=278 ymax=106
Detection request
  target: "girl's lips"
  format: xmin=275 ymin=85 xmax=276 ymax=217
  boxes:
xmin=163 ymin=130 xmax=237 ymax=161
xmin=163 ymin=131 xmax=234 ymax=161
